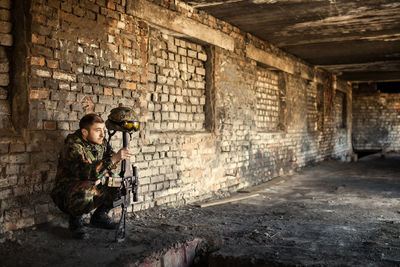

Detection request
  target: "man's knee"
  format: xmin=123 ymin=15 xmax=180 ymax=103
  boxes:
xmin=52 ymin=181 xmax=119 ymax=215
xmin=56 ymin=181 xmax=95 ymax=215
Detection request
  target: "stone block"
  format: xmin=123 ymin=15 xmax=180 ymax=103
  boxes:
xmin=29 ymin=89 xmax=50 ymax=100
xmin=104 ymin=87 xmax=113 ymax=96
xmin=16 ymin=217 xmax=35 ymax=229
xmin=157 ymin=75 xmax=167 ymax=84
xmin=141 ymin=146 xmax=156 ymax=153
xmin=120 ymin=81 xmax=136 ymax=90
xmin=31 ymin=34 xmax=45 ymax=45
xmin=9 ymin=153 xmax=29 ymax=164
xmin=196 ymin=67 xmax=205 ymax=76
xmin=196 ymin=81 xmax=205 ymax=89
xmin=188 ymin=50 xmax=197 ymax=58
xmin=34 ymin=68 xmax=51 ymax=78
xmin=31 ymin=57 xmax=45 ymax=66
xmin=95 ymin=68 xmax=105 ymax=76
xmin=94 ymin=104 xmax=105 ymax=112
xmin=0 ymin=87 xmax=7 ymax=99
xmin=60 ymin=61 xmax=72 ymax=71
xmin=105 ymin=69 xmax=115 ymax=78
xmin=188 ymin=65 xmax=195 ymax=73
xmin=0 ymin=143 xmax=8 ymax=153
xmin=0 ymin=8 xmax=10 ymax=21
xmin=148 ymin=73 xmax=156 ymax=82
xmin=198 ymin=53 xmax=207 ymax=61
xmin=59 ymin=82 xmax=70 ymax=90
xmin=53 ymin=71 xmax=76 ymax=82
xmin=10 ymin=144 xmax=25 ymax=153
xmin=100 ymin=78 xmax=118 ymax=87
xmin=5 ymin=164 xmax=18 ymax=175
xmin=0 ymin=188 xmax=11 ymax=200
xmin=43 ymin=121 xmax=57 ymax=130
xmin=98 ymin=95 xmax=113 ymax=104
xmin=163 ymin=77 xmax=173 ymax=86
xmin=57 ymin=121 xmax=70 ymax=130
xmin=0 ymin=0 xmax=11 ymax=9
xmin=0 ymin=61 xmax=8 ymax=73
xmin=0 ymin=73 xmax=8 ymax=86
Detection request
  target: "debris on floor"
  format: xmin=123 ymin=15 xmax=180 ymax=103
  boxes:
xmin=1 ymin=154 xmax=400 ymax=266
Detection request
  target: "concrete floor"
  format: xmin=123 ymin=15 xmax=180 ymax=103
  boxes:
xmin=1 ymin=153 xmax=400 ymax=266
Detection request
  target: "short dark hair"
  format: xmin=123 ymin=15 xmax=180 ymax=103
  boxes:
xmin=79 ymin=113 xmax=104 ymax=130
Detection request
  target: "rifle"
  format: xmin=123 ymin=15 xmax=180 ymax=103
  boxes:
xmin=112 ymin=131 xmax=139 ymax=242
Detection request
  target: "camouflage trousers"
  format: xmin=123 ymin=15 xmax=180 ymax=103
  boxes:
xmin=51 ymin=180 xmax=119 ymax=216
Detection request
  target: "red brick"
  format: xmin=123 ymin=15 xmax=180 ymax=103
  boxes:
xmin=120 ymin=81 xmax=136 ymax=90
xmin=31 ymin=34 xmax=45 ymax=44
xmin=31 ymin=56 xmax=45 ymax=66
xmin=30 ymin=89 xmax=50 ymax=100
xmin=107 ymin=1 xmax=116 ymax=10
xmin=43 ymin=121 xmax=57 ymax=130
xmin=5 ymin=222 xmax=17 ymax=231
xmin=46 ymin=59 xmax=59 ymax=69
xmin=104 ymin=87 xmax=113 ymax=95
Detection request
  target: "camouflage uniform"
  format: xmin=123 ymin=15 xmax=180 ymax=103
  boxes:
xmin=51 ymin=130 xmax=120 ymax=216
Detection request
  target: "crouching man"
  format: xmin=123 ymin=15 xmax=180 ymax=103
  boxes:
xmin=51 ymin=113 xmax=131 ymax=239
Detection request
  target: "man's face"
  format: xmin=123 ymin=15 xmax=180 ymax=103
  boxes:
xmin=81 ymin=122 xmax=105 ymax=145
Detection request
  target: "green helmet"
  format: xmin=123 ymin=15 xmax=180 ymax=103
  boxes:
xmin=105 ymin=104 xmax=140 ymax=132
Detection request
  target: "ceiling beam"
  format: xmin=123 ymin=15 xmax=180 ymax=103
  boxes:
xmin=318 ymin=61 xmax=400 ymax=73
xmin=245 ymin=44 xmax=320 ymax=81
xmin=339 ymin=72 xmax=400 ymax=82
xmin=127 ymin=0 xmax=235 ymax=51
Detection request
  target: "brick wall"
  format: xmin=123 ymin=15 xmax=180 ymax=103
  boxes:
xmin=0 ymin=0 xmax=11 ymax=129
xmin=255 ymin=69 xmax=279 ymax=131
xmin=0 ymin=0 xmax=352 ymax=234
xmin=147 ymin=30 xmax=207 ymax=132
xmin=353 ymin=83 xmax=400 ymax=152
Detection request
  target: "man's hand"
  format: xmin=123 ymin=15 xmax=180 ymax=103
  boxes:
xmin=111 ymin=147 xmax=133 ymax=164
xmin=107 ymin=177 xmax=122 ymax=187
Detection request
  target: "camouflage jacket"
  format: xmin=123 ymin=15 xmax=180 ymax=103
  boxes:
xmin=54 ymin=130 xmax=119 ymax=187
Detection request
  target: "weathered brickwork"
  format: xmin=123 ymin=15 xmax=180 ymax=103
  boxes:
xmin=331 ymin=79 xmax=351 ymax=159
xmin=0 ymin=0 xmax=11 ymax=129
xmin=0 ymin=0 xmax=353 ymax=234
xmin=255 ymin=69 xmax=279 ymax=131
xmin=334 ymin=90 xmax=346 ymax=129
xmin=28 ymin=0 xmax=148 ymax=131
xmin=306 ymin=81 xmax=318 ymax=132
xmin=353 ymin=84 xmax=400 ymax=152
xmin=147 ymin=30 xmax=207 ymax=132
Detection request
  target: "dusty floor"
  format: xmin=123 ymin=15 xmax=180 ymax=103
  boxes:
xmin=2 ymin=153 xmax=400 ymax=266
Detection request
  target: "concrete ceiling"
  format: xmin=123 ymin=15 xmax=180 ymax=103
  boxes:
xmin=181 ymin=0 xmax=400 ymax=82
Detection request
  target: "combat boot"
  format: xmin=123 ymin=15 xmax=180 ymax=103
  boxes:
xmin=90 ymin=205 xmax=118 ymax=230
xmin=69 ymin=215 xmax=89 ymax=239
